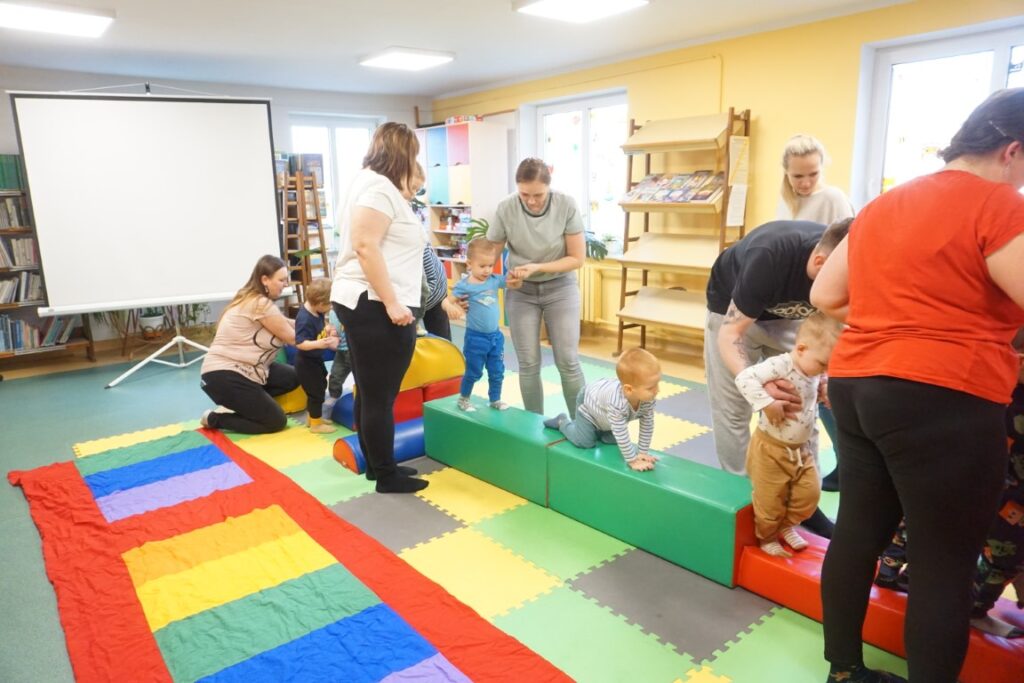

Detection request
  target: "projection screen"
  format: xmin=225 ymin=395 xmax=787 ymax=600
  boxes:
xmin=10 ymin=92 xmax=281 ymax=316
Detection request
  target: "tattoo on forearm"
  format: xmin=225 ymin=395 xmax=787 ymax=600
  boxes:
xmin=732 ymin=337 xmax=750 ymax=366
xmin=723 ymin=302 xmax=741 ymax=324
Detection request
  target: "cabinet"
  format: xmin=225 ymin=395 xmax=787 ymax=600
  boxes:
xmin=614 ymin=108 xmax=751 ymax=353
xmin=416 ymin=121 xmax=508 ymax=282
xmin=278 ymin=171 xmax=329 ymax=307
xmin=0 ymin=187 xmax=95 ymax=362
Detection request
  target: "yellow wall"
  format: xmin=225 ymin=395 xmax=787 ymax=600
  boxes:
xmin=433 ymin=0 xmax=1024 ymax=229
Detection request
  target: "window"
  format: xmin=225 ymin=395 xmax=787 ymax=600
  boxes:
xmin=289 ymin=115 xmax=380 ymax=240
xmin=858 ymin=24 xmax=1024 ymax=204
xmin=535 ymin=94 xmax=627 ymax=252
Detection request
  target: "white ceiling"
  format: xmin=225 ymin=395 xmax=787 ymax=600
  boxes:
xmin=0 ymin=0 xmax=907 ymax=97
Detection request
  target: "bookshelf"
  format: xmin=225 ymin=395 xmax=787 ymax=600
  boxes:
xmin=416 ymin=120 xmax=508 ymax=283
xmin=278 ymin=171 xmax=330 ymax=308
xmin=614 ymin=109 xmax=751 ymax=354
xmin=0 ymin=186 xmax=95 ymax=362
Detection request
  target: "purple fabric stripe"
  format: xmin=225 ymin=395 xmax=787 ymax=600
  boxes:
xmin=380 ymin=653 xmax=472 ymax=683
xmin=95 ymin=462 xmax=251 ymax=522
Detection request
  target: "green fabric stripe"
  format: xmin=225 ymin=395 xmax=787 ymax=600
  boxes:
xmin=74 ymin=431 xmax=211 ymax=477
xmin=154 ymin=563 xmax=381 ymax=682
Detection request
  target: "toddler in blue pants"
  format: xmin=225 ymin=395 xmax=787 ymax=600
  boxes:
xmin=449 ymin=238 xmax=521 ymax=411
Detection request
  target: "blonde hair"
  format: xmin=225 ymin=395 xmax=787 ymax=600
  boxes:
xmin=616 ymin=348 xmax=661 ymax=385
xmin=796 ymin=311 xmax=843 ymax=349
xmin=466 ymin=236 xmax=495 ymax=262
xmin=781 ymin=134 xmax=827 ymax=216
xmin=305 ymin=278 xmax=332 ymax=307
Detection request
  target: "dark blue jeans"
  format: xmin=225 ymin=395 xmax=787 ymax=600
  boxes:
xmin=460 ymin=328 xmax=505 ymax=403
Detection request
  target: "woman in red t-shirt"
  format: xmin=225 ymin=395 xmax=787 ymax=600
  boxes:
xmin=811 ymin=89 xmax=1024 ymax=683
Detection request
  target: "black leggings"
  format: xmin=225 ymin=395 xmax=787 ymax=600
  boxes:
xmin=200 ymin=363 xmax=298 ymax=434
xmin=295 ymin=355 xmax=327 ymax=418
xmin=822 ymin=376 xmax=1007 ymax=682
xmin=334 ymin=294 xmax=418 ymax=480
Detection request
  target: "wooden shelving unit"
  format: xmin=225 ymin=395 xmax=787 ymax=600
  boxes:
xmin=614 ymin=108 xmax=751 ymax=354
xmin=278 ymin=171 xmax=329 ymax=307
xmin=0 ymin=186 xmax=95 ymax=363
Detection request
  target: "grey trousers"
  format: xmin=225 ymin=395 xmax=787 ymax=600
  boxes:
xmin=506 ymin=275 xmax=586 ymax=417
xmin=703 ymin=310 xmax=802 ymax=475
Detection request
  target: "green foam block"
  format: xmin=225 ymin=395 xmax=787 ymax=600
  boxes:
xmin=424 ymin=395 xmax=553 ymax=505
xmin=547 ymin=441 xmax=754 ymax=586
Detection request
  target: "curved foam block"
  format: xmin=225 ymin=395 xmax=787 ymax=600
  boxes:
xmin=423 ymin=377 xmax=462 ymax=402
xmin=333 ymin=418 xmax=425 ymax=474
xmin=273 ymin=386 xmax=307 ymax=414
xmin=332 ymin=391 xmax=355 ymax=430
xmin=399 ymin=336 xmax=465 ymax=392
xmin=332 ymin=388 xmax=423 ymax=430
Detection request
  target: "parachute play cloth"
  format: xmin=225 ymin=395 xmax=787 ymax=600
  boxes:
xmin=8 ymin=428 xmax=569 ymax=683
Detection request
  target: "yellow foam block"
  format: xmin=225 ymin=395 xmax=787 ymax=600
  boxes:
xmin=135 ymin=530 xmax=336 ymax=631
xmin=74 ymin=423 xmax=191 ymax=458
xmin=123 ymin=506 xmax=299 ymax=586
xmin=682 ymin=665 xmax=733 ymax=682
xmin=417 ymin=467 xmax=526 ymax=524
xmin=273 ymin=386 xmax=307 ymax=414
xmin=237 ymin=426 xmax=332 ymax=470
xmin=399 ymin=336 xmax=466 ymax=392
xmin=400 ymin=527 xmax=560 ymax=620
xmin=656 ymin=380 xmax=690 ymax=400
xmin=629 ymin=413 xmax=709 ymax=451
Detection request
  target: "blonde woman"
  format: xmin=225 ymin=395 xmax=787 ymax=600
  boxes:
xmin=777 ymin=134 xmax=854 ymax=224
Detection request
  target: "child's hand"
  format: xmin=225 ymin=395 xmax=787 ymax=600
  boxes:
xmin=323 ymin=336 xmax=340 ymax=351
xmin=442 ymin=298 xmax=465 ymax=321
xmin=763 ymin=400 xmax=787 ymax=426
xmin=325 ymin=324 xmax=339 ymax=337
xmin=638 ymin=452 xmax=659 ymax=463
xmin=506 ymin=271 xmax=524 ymax=289
xmin=628 ymin=458 xmax=654 ymax=472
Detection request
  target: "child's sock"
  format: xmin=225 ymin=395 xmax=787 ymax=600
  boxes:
xmin=781 ymin=527 xmax=808 ymax=550
xmin=543 ymin=413 xmax=567 ymax=430
xmin=760 ymin=541 xmax=792 ymax=558
xmin=827 ymin=663 xmax=907 ymax=682
xmin=308 ymin=417 xmax=335 ymax=434
xmin=457 ymin=396 xmax=476 ymax=412
xmin=322 ymin=395 xmax=338 ymax=420
xmin=970 ymin=614 xmax=1024 ymax=638
xmin=489 ymin=400 xmax=509 ymax=410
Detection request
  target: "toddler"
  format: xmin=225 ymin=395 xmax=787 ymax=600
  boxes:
xmin=321 ymin=310 xmax=351 ymax=421
xmin=544 ymin=348 xmax=661 ymax=472
xmin=293 ymin=278 xmax=340 ymax=434
xmin=450 ymin=237 xmax=520 ymax=411
xmin=735 ymin=312 xmax=842 ymax=557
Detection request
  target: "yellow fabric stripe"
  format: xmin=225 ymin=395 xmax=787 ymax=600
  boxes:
xmin=135 ymin=531 xmax=336 ymax=631
xmin=74 ymin=423 xmax=191 ymax=457
xmin=122 ymin=506 xmax=300 ymax=586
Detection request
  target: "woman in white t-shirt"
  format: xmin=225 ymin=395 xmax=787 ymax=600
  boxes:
xmin=332 ymin=122 xmax=429 ymax=494
xmin=199 ymin=255 xmax=302 ymax=433
xmin=777 ymin=134 xmax=855 ymax=225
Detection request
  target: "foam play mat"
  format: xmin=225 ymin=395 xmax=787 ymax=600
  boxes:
xmin=8 ymin=428 xmax=569 ymax=682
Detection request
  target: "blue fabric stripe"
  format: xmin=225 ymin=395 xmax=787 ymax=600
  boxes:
xmin=83 ymin=444 xmax=229 ymax=498
xmin=200 ymin=603 xmax=437 ymax=683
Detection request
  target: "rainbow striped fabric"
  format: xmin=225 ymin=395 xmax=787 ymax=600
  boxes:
xmin=10 ymin=428 xmax=569 ymax=683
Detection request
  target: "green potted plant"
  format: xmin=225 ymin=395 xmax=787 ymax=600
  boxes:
xmin=139 ymin=307 xmax=165 ymax=340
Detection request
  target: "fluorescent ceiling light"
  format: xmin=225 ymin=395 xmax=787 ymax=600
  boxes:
xmin=360 ymin=47 xmax=454 ymax=72
xmin=514 ymin=0 xmax=649 ymax=24
xmin=0 ymin=1 xmax=114 ymax=37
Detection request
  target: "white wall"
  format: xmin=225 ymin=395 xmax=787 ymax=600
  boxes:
xmin=0 ymin=64 xmax=432 ymax=154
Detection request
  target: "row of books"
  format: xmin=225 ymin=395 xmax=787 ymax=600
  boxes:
xmin=622 ymin=171 xmax=726 ymax=204
xmin=0 ymin=196 xmax=29 ymax=228
xmin=0 ymin=155 xmax=25 ymax=191
xmin=0 ymin=236 xmax=38 ymax=267
xmin=275 ymin=153 xmax=324 ymax=189
xmin=0 ymin=314 xmax=80 ymax=353
xmin=0 ymin=271 xmax=43 ymax=303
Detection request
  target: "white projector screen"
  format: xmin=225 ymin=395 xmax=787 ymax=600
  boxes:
xmin=10 ymin=92 xmax=281 ymax=316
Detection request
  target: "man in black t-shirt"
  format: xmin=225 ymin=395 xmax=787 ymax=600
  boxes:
xmin=704 ymin=220 xmax=851 ymax=532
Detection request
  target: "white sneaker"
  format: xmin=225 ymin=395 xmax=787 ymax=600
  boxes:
xmin=457 ymin=396 xmax=476 ymax=412
xmin=489 ymin=400 xmax=510 ymax=410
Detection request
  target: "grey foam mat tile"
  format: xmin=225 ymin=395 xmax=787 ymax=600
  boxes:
xmin=330 ymin=487 xmax=464 ymax=553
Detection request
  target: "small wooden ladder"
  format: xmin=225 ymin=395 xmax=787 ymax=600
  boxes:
xmin=280 ymin=171 xmax=330 ymax=307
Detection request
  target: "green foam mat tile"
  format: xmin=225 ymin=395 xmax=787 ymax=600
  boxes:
xmin=494 ymin=586 xmax=696 ymax=683
xmin=474 ymin=503 xmax=633 ymax=581
xmin=707 ymin=607 xmax=907 ymax=682
xmin=280 ymin=456 xmax=373 ymax=505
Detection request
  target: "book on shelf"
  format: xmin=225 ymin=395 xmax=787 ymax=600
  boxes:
xmin=0 ymin=195 xmax=28 ymax=228
xmin=288 ymin=153 xmax=324 ymax=188
xmin=0 ymin=154 xmax=25 ymax=190
xmin=0 ymin=238 xmax=12 ymax=267
xmin=621 ymin=170 xmax=717 ymax=204
xmin=690 ymin=172 xmax=726 ymax=203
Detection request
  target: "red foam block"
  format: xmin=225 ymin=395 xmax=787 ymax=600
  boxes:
xmin=394 ymin=387 xmax=425 ymax=423
xmin=423 ymin=376 xmax=462 ymax=402
xmin=736 ymin=535 xmax=1024 ymax=683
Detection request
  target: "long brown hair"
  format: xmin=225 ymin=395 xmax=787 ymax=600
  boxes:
xmin=224 ymin=254 xmax=286 ymax=315
xmin=363 ymin=122 xmax=419 ymax=191
xmin=940 ymin=88 xmax=1024 ymax=162
xmin=515 ymin=157 xmax=552 ymax=185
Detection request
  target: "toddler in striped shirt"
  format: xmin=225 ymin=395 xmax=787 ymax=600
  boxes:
xmin=544 ymin=348 xmax=661 ymax=471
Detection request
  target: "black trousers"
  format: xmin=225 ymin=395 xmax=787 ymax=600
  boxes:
xmin=295 ymin=355 xmax=327 ymax=418
xmin=200 ymin=363 xmax=298 ymax=434
xmin=421 ymin=299 xmax=451 ymax=340
xmin=822 ymin=376 xmax=1007 ymax=682
xmin=334 ymin=293 xmax=418 ymax=480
